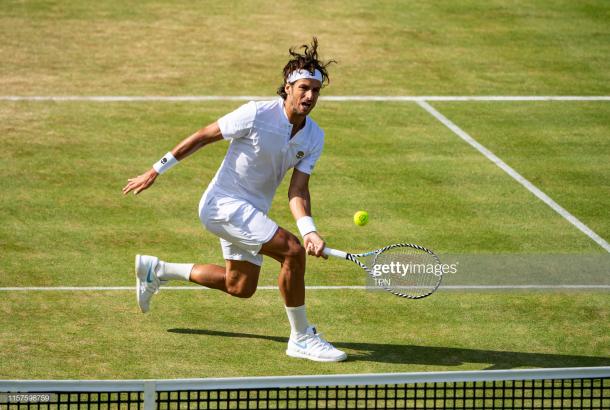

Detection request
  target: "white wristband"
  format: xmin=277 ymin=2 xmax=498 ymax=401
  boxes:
xmin=153 ymin=152 xmax=178 ymax=174
xmin=296 ymin=216 xmax=317 ymax=238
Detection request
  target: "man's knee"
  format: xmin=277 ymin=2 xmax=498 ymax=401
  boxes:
xmin=225 ymin=260 xmax=260 ymax=298
xmin=277 ymin=229 xmax=306 ymax=260
xmin=287 ymin=240 xmax=306 ymax=261
xmin=226 ymin=282 xmax=257 ymax=298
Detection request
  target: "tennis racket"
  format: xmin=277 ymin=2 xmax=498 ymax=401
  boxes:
xmin=323 ymin=243 xmax=442 ymax=299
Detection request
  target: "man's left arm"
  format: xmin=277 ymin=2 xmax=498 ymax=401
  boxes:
xmin=288 ymin=169 xmax=326 ymax=257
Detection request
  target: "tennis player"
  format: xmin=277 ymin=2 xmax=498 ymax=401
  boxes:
xmin=122 ymin=38 xmax=346 ymax=362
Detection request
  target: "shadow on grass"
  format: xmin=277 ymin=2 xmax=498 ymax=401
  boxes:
xmin=168 ymin=328 xmax=610 ymax=370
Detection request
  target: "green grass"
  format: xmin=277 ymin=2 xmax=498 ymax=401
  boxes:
xmin=1 ymin=291 xmax=609 ymax=378
xmin=1 ymin=102 xmax=607 ymax=288
xmin=1 ymin=0 xmax=609 ymax=95
xmin=1 ymin=100 xmax=609 ymax=378
xmin=433 ymin=102 xmax=610 ymax=238
xmin=0 ymin=1 xmax=609 ymax=380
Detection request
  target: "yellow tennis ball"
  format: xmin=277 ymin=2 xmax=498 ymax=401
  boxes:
xmin=354 ymin=211 xmax=369 ymax=226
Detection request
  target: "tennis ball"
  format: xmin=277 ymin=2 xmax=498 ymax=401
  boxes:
xmin=353 ymin=211 xmax=369 ymax=226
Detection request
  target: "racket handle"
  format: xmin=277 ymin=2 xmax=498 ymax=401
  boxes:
xmin=322 ymin=247 xmax=348 ymax=259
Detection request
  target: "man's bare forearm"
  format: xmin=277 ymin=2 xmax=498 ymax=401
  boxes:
xmin=289 ymin=186 xmax=325 ymax=255
xmin=288 ymin=169 xmax=313 ymax=220
xmin=122 ymin=122 xmax=223 ymax=195
xmin=171 ymin=122 xmax=223 ymax=161
xmin=289 ymin=189 xmax=311 ymax=220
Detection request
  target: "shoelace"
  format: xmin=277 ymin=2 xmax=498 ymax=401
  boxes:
xmin=301 ymin=332 xmax=335 ymax=352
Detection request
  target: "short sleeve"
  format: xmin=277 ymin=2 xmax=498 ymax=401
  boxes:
xmin=295 ymin=137 xmax=324 ymax=175
xmin=217 ymin=101 xmax=257 ymax=140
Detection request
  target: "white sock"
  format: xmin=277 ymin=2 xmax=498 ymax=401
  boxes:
xmin=156 ymin=261 xmax=193 ymax=281
xmin=285 ymin=305 xmax=309 ymax=336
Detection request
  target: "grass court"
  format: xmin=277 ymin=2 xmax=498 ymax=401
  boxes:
xmin=1 ymin=1 xmax=609 ymax=379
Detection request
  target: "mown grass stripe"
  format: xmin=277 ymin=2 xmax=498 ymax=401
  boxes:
xmin=1 ymin=96 xmax=609 ymax=102
xmin=417 ymin=100 xmax=610 ymax=253
xmin=0 ymin=285 xmax=608 ymax=291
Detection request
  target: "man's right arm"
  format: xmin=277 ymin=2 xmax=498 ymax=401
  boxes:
xmin=171 ymin=122 xmax=224 ymax=161
xmin=122 ymin=122 xmax=223 ymax=195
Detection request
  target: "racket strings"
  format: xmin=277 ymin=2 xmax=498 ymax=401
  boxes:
xmin=370 ymin=246 xmax=441 ymax=298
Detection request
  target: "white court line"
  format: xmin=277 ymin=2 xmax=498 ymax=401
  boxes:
xmin=324 ymin=96 xmax=610 ymax=102
xmin=0 ymin=285 xmax=608 ymax=291
xmin=0 ymin=286 xmax=363 ymax=291
xmin=417 ymin=100 xmax=610 ymax=253
xmin=1 ymin=95 xmax=610 ymax=102
xmin=0 ymin=286 xmax=361 ymax=291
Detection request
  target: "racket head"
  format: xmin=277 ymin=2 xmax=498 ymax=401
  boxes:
xmin=364 ymin=243 xmax=442 ymax=299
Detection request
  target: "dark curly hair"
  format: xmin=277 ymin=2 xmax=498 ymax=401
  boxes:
xmin=277 ymin=37 xmax=336 ymax=100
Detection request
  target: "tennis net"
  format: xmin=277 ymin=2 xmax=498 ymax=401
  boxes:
xmin=1 ymin=367 xmax=609 ymax=409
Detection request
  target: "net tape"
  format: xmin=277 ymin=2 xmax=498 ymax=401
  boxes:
xmin=2 ymin=367 xmax=609 ymax=409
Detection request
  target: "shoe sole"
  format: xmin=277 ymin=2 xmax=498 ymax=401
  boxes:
xmin=135 ymin=254 xmax=148 ymax=313
xmin=286 ymin=349 xmax=347 ymax=362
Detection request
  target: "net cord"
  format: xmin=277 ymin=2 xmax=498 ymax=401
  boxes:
xmin=2 ymin=367 xmax=609 ymax=393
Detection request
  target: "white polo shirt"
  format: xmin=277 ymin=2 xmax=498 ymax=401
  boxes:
xmin=206 ymin=98 xmax=324 ymax=213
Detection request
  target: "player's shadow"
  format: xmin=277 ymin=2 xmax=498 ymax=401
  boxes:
xmin=167 ymin=328 xmax=610 ymax=369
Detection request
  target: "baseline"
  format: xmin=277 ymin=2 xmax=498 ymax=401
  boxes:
xmin=1 ymin=95 xmax=609 ymax=102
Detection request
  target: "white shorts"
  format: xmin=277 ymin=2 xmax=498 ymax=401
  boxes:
xmin=199 ymin=192 xmax=278 ymax=266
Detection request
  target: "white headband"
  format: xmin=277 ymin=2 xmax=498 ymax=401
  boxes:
xmin=286 ymin=69 xmax=323 ymax=84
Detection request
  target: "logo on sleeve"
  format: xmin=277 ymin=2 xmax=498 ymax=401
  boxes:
xmin=296 ymin=151 xmax=305 ymax=159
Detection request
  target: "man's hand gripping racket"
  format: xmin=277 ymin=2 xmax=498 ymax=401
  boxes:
xmin=323 ymin=244 xmax=442 ymax=299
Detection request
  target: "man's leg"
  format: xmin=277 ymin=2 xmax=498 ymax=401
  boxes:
xmin=260 ymin=227 xmax=346 ymax=362
xmin=161 ymin=259 xmax=261 ymax=297
xmin=260 ymin=227 xmax=306 ymax=307
xmin=137 ymin=256 xmax=261 ymax=313
xmin=190 ymin=260 xmax=261 ymax=298
xmin=188 ymin=263 xmax=226 ymax=291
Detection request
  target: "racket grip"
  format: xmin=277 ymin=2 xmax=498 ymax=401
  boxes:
xmin=322 ymin=247 xmax=348 ymax=259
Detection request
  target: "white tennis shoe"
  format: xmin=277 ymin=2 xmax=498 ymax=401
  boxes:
xmin=135 ymin=254 xmax=164 ymax=313
xmin=286 ymin=326 xmax=347 ymax=362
